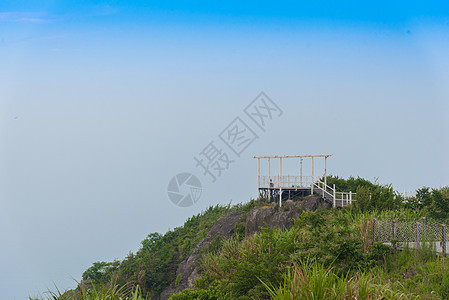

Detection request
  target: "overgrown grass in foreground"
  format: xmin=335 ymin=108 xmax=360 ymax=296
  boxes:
xmin=262 ymin=261 xmax=416 ymax=300
xmin=30 ymin=282 xmax=147 ymax=300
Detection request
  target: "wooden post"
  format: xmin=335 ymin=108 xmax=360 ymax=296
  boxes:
xmin=268 ymin=158 xmax=271 ymax=200
xmin=268 ymin=158 xmax=271 ymax=181
xmin=373 ymin=218 xmax=377 ymax=242
xmin=392 ymin=219 xmax=397 ymax=250
xmin=311 ymin=157 xmax=314 ymax=181
xmin=258 ymin=158 xmax=260 ymax=197
xmin=443 ymin=224 xmax=447 ymax=257
xmin=280 ymin=157 xmax=283 ymax=188
xmin=324 ymin=156 xmax=327 ymax=187
xmin=349 ymin=191 xmax=352 ymax=205
xmin=416 ymin=222 xmax=421 ymax=250
xmin=300 ymin=158 xmax=303 ymax=187
xmin=423 ymin=217 xmax=427 ymax=241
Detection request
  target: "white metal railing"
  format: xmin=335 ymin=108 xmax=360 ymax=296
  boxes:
xmin=258 ymin=175 xmax=357 ymax=208
xmin=312 ymin=177 xmax=356 ymax=207
xmin=259 ymin=175 xmax=314 ymax=189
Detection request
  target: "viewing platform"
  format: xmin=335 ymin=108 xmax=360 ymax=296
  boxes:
xmin=254 ymin=154 xmax=356 ymax=208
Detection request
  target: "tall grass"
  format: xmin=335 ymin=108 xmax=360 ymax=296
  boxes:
xmin=261 ymin=261 xmax=419 ymax=300
xmin=30 ymin=282 xmax=147 ymax=300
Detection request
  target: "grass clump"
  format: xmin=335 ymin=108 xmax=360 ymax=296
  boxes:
xmin=262 ymin=261 xmax=417 ymax=300
xmin=30 ymin=282 xmax=147 ymax=300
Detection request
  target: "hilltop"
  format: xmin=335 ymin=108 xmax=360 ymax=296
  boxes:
xmin=38 ymin=176 xmax=449 ymax=299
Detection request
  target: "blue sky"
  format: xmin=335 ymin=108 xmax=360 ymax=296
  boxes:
xmin=1 ymin=1 xmax=449 ymax=299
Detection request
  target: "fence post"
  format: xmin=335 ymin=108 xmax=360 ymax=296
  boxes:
xmin=333 ymin=184 xmax=336 ymax=208
xmin=392 ymin=219 xmax=397 ymax=250
xmin=442 ymin=224 xmax=447 ymax=257
xmin=373 ymin=218 xmax=377 ymax=243
xmin=350 ymin=191 xmax=352 ymax=205
xmin=416 ymin=222 xmax=421 ymax=250
xmin=423 ymin=217 xmax=427 ymax=241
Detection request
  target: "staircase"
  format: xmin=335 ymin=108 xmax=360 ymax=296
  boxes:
xmin=311 ymin=178 xmax=355 ymax=208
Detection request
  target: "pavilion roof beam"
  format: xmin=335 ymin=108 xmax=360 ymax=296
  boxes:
xmin=253 ymin=154 xmax=332 ymax=159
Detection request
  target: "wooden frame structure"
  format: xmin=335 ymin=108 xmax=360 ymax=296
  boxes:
xmin=255 ymin=154 xmax=331 ymax=191
xmin=254 ymin=154 xmax=356 ymax=208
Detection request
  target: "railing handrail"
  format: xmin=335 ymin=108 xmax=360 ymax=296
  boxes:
xmin=258 ymin=175 xmax=314 ymax=188
xmin=258 ymin=175 xmax=357 ymax=206
xmin=313 ymin=177 xmax=357 ymax=201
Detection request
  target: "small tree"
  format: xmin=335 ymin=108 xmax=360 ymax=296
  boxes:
xmin=82 ymin=261 xmax=118 ymax=281
xmin=141 ymin=232 xmax=163 ymax=252
xmin=430 ymin=188 xmax=449 ymax=219
xmin=355 ymin=186 xmax=371 ymax=212
xmin=416 ymin=187 xmax=432 ymax=209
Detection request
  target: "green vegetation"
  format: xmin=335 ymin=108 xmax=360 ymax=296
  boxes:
xmin=327 ymin=175 xmax=449 ymax=219
xmin=34 ymin=176 xmax=449 ymax=299
xmin=262 ymin=261 xmax=412 ymax=300
xmin=404 ymin=186 xmax=449 ymax=219
xmin=93 ymin=204 xmax=241 ymax=298
xmin=30 ymin=282 xmax=146 ymax=300
xmin=171 ymin=208 xmax=449 ymax=299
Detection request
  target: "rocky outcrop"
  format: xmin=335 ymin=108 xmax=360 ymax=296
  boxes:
xmin=159 ymin=210 xmax=243 ymax=299
xmin=245 ymin=195 xmax=330 ymax=235
xmin=160 ymin=195 xmax=329 ymax=299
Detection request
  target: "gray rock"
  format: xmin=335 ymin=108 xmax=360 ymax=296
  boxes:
xmin=160 ymin=195 xmax=329 ymax=299
xmin=245 ymin=195 xmax=328 ymax=236
xmin=159 ymin=210 xmax=243 ymax=299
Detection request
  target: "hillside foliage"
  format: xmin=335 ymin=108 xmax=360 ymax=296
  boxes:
xmin=37 ymin=176 xmax=449 ymax=299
